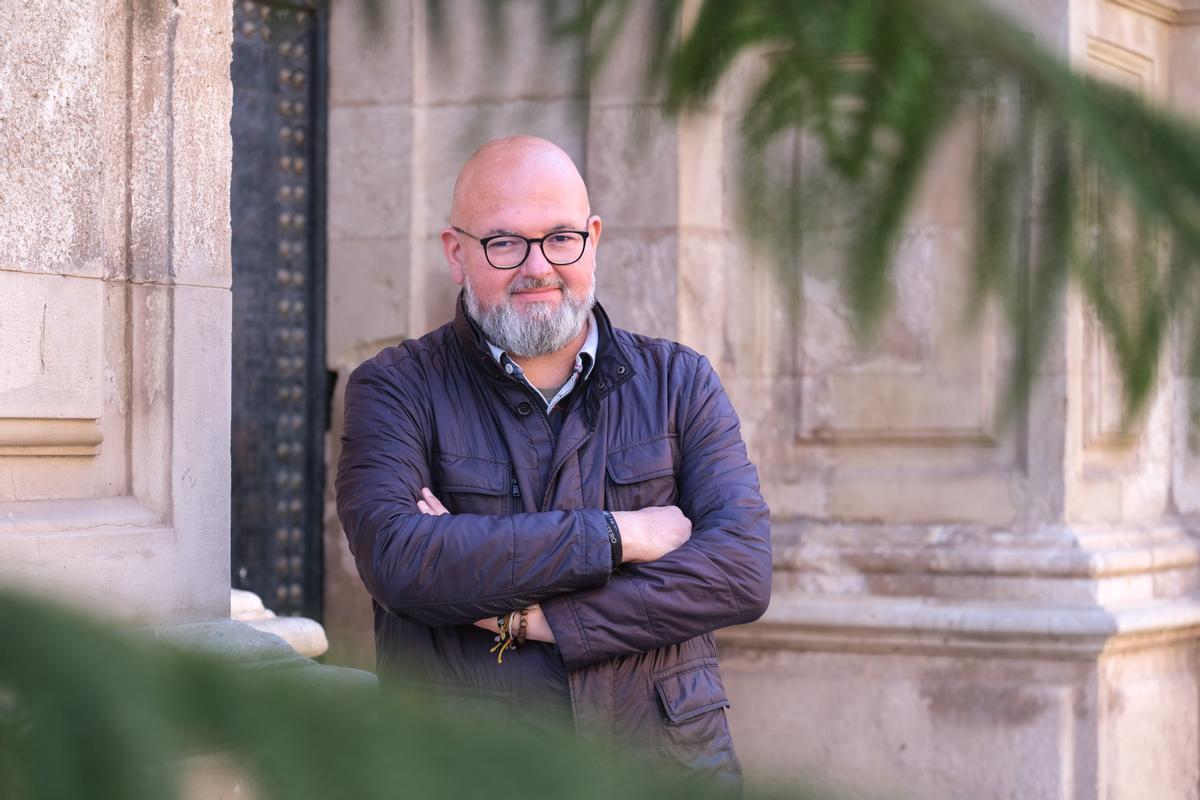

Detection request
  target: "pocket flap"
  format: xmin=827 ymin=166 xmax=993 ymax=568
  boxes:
xmin=654 ymin=663 xmax=730 ymax=724
xmin=434 ymin=452 xmax=509 ymax=496
xmin=606 ymin=436 xmax=677 ymax=485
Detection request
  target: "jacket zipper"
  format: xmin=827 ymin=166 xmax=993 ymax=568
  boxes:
xmin=509 ymin=476 xmax=520 ymax=514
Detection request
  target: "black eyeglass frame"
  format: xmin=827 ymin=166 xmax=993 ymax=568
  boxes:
xmin=452 ymin=226 xmax=592 ymax=270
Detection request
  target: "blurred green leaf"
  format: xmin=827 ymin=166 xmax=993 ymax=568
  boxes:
xmin=0 ymin=588 xmax=840 ymax=800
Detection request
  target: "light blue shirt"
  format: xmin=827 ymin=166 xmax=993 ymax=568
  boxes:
xmin=487 ymin=311 xmax=599 ymax=412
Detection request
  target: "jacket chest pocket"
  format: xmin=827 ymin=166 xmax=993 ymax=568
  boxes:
xmin=605 ymin=435 xmax=678 ymax=511
xmin=433 ymin=452 xmax=511 ymax=515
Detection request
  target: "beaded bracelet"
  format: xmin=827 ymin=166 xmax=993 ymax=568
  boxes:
xmin=516 ymin=607 xmax=529 ymax=647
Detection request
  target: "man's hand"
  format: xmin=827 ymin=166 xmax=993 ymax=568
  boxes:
xmin=417 ymin=487 xmax=448 ymax=516
xmin=416 ymin=488 xmax=555 ymax=643
xmin=611 ymin=506 xmax=692 ymax=564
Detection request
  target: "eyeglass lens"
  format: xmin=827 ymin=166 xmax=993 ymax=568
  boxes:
xmin=485 ymin=232 xmax=586 ymax=268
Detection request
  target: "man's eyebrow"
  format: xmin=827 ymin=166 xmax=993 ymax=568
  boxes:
xmin=482 ymin=223 xmax=584 ymax=237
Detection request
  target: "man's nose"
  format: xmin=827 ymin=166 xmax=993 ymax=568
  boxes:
xmin=518 ymin=242 xmax=555 ymax=279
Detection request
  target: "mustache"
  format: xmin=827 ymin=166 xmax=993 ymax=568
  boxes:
xmin=506 ymin=276 xmax=565 ymax=296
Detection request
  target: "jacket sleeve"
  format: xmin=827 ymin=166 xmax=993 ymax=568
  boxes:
xmin=335 ymin=357 xmax=614 ymax=627
xmin=541 ymin=354 xmax=773 ymax=671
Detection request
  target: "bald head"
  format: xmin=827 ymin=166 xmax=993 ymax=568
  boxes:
xmin=449 ymin=136 xmax=590 ymax=230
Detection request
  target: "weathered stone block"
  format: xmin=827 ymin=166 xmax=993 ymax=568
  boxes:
xmin=327 ymin=237 xmax=410 ymax=361
xmin=171 ymin=0 xmax=234 ymax=288
xmin=585 ymin=106 xmax=679 ymax=229
xmin=720 ymin=646 xmax=1089 ymax=800
xmin=594 ymin=228 xmax=678 ymax=340
xmin=169 ymin=283 xmax=233 ymax=620
xmin=585 ymin=0 xmax=672 ymax=109
xmin=678 ymin=111 xmax=726 ymax=231
xmin=329 ymin=105 xmax=413 ymax=240
xmin=420 ymin=0 xmax=586 ymax=106
xmin=0 ymin=2 xmax=110 ymax=277
xmin=330 ymin=0 xmax=414 ymax=107
xmin=0 ymin=272 xmax=104 ymax=419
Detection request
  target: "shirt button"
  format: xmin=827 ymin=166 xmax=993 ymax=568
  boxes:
xmin=504 ymin=363 xmax=514 ymax=374
xmin=516 ymin=401 xmax=532 ymax=416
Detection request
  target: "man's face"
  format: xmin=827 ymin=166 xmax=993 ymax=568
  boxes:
xmin=441 ymin=145 xmax=602 ymax=357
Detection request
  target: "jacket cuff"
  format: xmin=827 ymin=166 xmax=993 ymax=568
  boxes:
xmin=541 ymin=593 xmax=591 ymax=670
xmin=545 ymin=510 xmax=612 ymax=669
xmin=574 ymin=508 xmax=615 ymax=582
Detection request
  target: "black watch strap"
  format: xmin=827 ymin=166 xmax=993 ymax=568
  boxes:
xmin=602 ymin=510 xmax=622 ymax=570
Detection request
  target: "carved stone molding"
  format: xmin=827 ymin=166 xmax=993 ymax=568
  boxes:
xmin=736 ymin=518 xmax=1200 ymax=658
xmin=768 ymin=519 xmax=1200 ymax=606
xmin=0 ymin=418 xmax=103 ymax=456
xmin=719 ymin=593 xmax=1200 ymax=659
xmin=1110 ymin=0 xmax=1182 ymax=23
xmin=1109 ymin=0 xmax=1200 ymax=23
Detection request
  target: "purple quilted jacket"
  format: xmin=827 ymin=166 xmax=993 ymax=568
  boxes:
xmin=336 ymin=296 xmax=772 ymax=785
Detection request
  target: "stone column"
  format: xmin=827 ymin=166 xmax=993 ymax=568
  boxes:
xmin=713 ymin=2 xmax=1200 ymax=798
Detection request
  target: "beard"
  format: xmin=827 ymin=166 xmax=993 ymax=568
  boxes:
xmin=463 ymin=273 xmax=595 ymax=358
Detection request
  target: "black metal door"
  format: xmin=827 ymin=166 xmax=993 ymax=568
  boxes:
xmin=230 ymin=0 xmax=327 ymax=620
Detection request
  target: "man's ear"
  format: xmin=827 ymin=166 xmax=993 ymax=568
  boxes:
xmin=441 ymin=228 xmax=466 ymax=285
xmin=588 ymin=214 xmax=602 ymax=250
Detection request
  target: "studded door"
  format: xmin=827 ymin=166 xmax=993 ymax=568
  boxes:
xmin=230 ymin=0 xmax=327 ymax=620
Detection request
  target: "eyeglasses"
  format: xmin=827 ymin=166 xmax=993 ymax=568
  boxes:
xmin=452 ymin=226 xmax=590 ymax=270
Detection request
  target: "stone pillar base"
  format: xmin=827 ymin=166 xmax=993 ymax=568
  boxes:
xmin=719 ymin=520 xmax=1200 ymax=799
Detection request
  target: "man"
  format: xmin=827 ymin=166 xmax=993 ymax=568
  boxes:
xmin=335 ymin=136 xmax=771 ymax=787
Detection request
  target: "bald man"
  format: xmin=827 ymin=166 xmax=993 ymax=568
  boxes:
xmin=336 ymin=137 xmax=771 ymax=788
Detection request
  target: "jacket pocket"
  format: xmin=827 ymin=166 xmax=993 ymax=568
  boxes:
xmin=654 ymin=661 xmax=731 ymax=726
xmin=650 ymin=662 xmax=741 ymax=780
xmin=433 ymin=452 xmax=509 ymax=515
xmin=605 ymin=435 xmax=678 ymax=510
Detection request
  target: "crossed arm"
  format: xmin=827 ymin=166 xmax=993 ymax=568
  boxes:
xmin=414 ymin=486 xmax=693 ymax=643
xmin=415 ymin=486 xmax=558 ymax=643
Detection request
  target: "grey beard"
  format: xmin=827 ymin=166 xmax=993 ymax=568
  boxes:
xmin=463 ymin=275 xmax=595 ymax=358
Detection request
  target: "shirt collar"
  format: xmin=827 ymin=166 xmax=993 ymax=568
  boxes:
xmin=486 ymin=311 xmax=598 ymax=380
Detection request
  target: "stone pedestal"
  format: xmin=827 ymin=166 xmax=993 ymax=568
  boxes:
xmin=718 ymin=520 xmax=1200 ymax=798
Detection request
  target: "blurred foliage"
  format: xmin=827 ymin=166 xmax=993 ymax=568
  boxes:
xmin=0 ymin=588 xmax=834 ymax=800
xmin=413 ymin=0 xmax=1200 ymax=425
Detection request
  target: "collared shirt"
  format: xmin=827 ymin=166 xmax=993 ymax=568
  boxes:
xmin=486 ymin=312 xmax=598 ymax=413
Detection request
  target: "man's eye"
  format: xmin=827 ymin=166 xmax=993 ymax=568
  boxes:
xmin=549 ymin=234 xmax=573 ymax=244
xmin=488 ymin=239 xmax=520 ymax=250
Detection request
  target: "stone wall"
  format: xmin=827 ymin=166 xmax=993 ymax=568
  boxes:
xmin=323 ymin=1 xmax=1200 ymax=797
xmin=0 ymin=0 xmax=234 ymax=623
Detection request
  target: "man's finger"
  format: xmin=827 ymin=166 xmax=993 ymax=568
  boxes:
xmin=421 ymin=487 xmax=450 ymax=515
